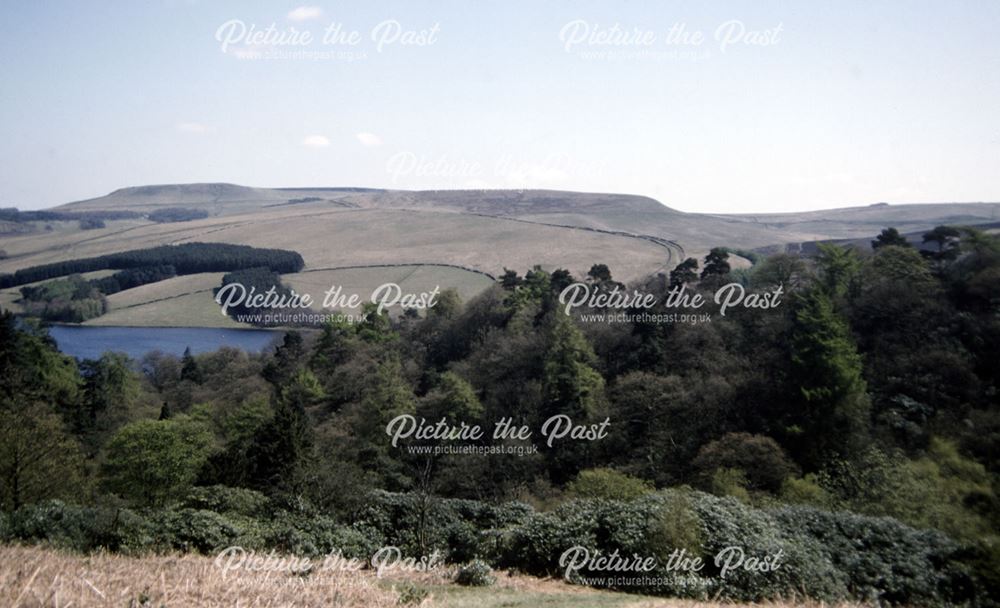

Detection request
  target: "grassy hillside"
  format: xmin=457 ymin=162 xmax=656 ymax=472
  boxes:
xmin=2 ymin=184 xmax=997 ymax=327
xmin=79 ymin=265 xmax=496 ymax=327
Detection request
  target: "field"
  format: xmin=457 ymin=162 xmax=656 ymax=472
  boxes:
xmin=2 ymin=184 xmax=997 ymax=328
xmin=79 ymin=265 xmax=496 ymax=327
xmin=0 ymin=269 xmax=117 ymax=315
xmin=0 ymin=208 xmax=675 ymax=285
xmin=282 ymin=265 xmax=497 ymax=313
xmin=0 ymin=545 xmax=863 ymax=608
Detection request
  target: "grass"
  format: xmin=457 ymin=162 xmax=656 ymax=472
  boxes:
xmin=80 ymin=273 xmax=241 ymax=328
xmin=82 ymin=265 xmax=497 ymax=327
xmin=0 ymin=544 xmax=869 ymax=608
xmin=1 ymin=207 xmax=671 ymax=283
xmin=282 ymin=265 xmax=496 ymax=314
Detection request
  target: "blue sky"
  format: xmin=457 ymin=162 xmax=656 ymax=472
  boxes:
xmin=1 ymin=0 xmax=998 ymax=212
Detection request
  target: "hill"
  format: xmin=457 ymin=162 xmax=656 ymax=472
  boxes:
xmin=1 ymin=184 xmax=996 ymax=326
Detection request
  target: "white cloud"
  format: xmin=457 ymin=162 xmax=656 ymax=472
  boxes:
xmin=356 ymin=132 xmax=383 ymax=147
xmin=176 ymin=122 xmax=211 ymax=134
xmin=287 ymin=6 xmax=323 ymax=21
xmin=302 ymin=134 xmax=331 ymax=148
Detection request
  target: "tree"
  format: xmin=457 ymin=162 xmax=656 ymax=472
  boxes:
xmin=75 ymin=352 xmax=139 ymax=452
xmin=872 ymin=227 xmax=910 ymax=249
xmin=815 ymin=243 xmax=860 ymax=298
xmin=701 ymin=248 xmax=731 ymax=278
xmin=356 ymin=302 xmax=396 ymax=343
xmin=420 ymin=371 xmax=483 ymax=421
xmin=245 ymin=391 xmax=315 ymax=493
xmin=542 ymin=314 xmax=604 ymax=420
xmin=550 ymin=268 xmax=576 ymax=293
xmin=0 ymin=401 xmax=86 ymax=510
xmin=691 ymin=432 xmax=798 ymax=493
xmin=787 ymin=289 xmax=870 ymax=468
xmin=338 ymin=355 xmax=417 ymax=488
xmin=101 ymin=417 xmax=213 ymax=506
xmin=429 ymin=288 xmax=462 ymax=320
xmin=587 ymin=264 xmax=612 ymax=284
xmin=541 ymin=314 xmax=606 ymax=482
xmin=500 ymin=268 xmax=521 ymax=290
xmin=262 ymin=331 xmax=306 ymax=386
xmin=180 ymin=347 xmax=203 ymax=383
xmin=0 ymin=312 xmax=80 ymax=408
xmin=669 ymin=258 xmax=699 ymax=289
xmin=922 ymin=225 xmax=962 ymax=262
xmin=752 ymin=253 xmax=806 ymax=289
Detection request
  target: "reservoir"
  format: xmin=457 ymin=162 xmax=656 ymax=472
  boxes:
xmin=48 ymin=325 xmax=282 ymax=360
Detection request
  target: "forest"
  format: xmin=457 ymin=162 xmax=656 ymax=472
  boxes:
xmin=0 ymin=242 xmax=305 ymax=288
xmin=0 ymin=226 xmax=998 ymax=605
xmin=0 ymin=207 xmax=143 ymax=223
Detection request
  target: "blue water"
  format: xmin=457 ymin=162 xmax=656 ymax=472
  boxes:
xmin=48 ymin=325 xmax=282 ymax=360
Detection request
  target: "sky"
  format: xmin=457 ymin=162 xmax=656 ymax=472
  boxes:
xmin=1 ymin=0 xmax=998 ymax=213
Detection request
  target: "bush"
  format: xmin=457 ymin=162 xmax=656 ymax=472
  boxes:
xmin=772 ymin=505 xmax=971 ymax=606
xmin=182 ymin=486 xmax=271 ymax=518
xmin=455 ymin=560 xmax=496 ymax=586
xmin=503 ymin=489 xmax=970 ymax=604
xmin=707 ymin=468 xmax=751 ymax=503
xmin=566 ymin=468 xmax=654 ymax=501
xmin=358 ymin=491 xmax=532 ymax=563
xmin=692 ymin=433 xmax=798 ymax=493
xmin=395 ymin=582 xmax=430 ymax=605
xmin=149 ymin=508 xmax=241 ymax=553
xmin=259 ymin=515 xmax=379 ymax=558
xmin=2 ymin=500 xmax=153 ymax=553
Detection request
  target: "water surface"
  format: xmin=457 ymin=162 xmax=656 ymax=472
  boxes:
xmin=49 ymin=325 xmax=281 ymax=360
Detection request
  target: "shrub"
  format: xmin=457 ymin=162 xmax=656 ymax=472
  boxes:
xmin=642 ymin=490 xmax=703 ymax=559
xmin=566 ymin=468 xmax=654 ymax=501
xmin=2 ymin=500 xmax=153 ymax=553
xmin=149 ymin=508 xmax=240 ymax=553
xmin=780 ymin=474 xmax=833 ymax=507
xmin=455 ymin=560 xmax=496 ymax=586
xmin=182 ymin=486 xmax=271 ymax=518
xmin=395 ymin=582 xmax=430 ymax=605
xmin=358 ymin=491 xmax=531 ymax=563
xmin=692 ymin=433 xmax=798 ymax=493
xmin=707 ymin=468 xmax=751 ymax=503
xmin=772 ymin=505 xmax=970 ymax=606
xmin=503 ymin=489 xmax=970 ymax=604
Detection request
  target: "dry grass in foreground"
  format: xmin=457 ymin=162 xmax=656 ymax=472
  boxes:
xmin=0 ymin=544 xmax=867 ymax=608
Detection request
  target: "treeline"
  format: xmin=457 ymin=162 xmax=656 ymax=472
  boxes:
xmin=214 ymin=267 xmax=296 ymax=325
xmin=0 ymin=206 xmax=209 ymax=226
xmin=0 ymin=242 xmax=305 ymax=288
xmin=0 ymin=207 xmax=142 ymax=223
xmin=18 ymin=275 xmax=106 ymax=322
xmin=148 ymin=207 xmax=210 ymax=223
xmin=89 ymin=265 xmax=178 ymax=295
xmin=18 ymin=267 xmax=177 ymax=322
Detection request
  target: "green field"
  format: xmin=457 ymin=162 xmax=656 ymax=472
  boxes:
xmin=71 ymin=265 xmax=496 ymax=327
